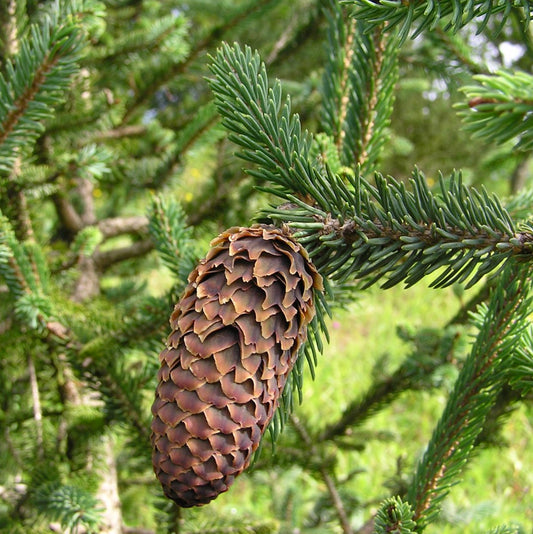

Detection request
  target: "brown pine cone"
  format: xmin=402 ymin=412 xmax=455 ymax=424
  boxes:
xmin=151 ymin=224 xmax=322 ymax=507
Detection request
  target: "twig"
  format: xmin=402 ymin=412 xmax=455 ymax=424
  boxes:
xmin=291 ymin=415 xmax=354 ymax=534
xmin=88 ymin=124 xmax=147 ymax=142
xmin=357 ymin=27 xmax=387 ymax=167
xmin=27 ymin=353 xmax=44 ymax=460
xmin=98 ymin=216 xmax=149 ymax=239
xmin=52 ymin=192 xmax=84 ymax=234
xmin=93 ymin=238 xmax=153 ymax=270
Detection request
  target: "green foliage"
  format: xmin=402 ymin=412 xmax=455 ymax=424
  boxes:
xmin=208 ymin=43 xmax=532 ymax=292
xmin=321 ymin=0 xmax=398 ymax=173
xmin=0 ymin=0 xmax=532 ymax=532
xmin=32 ymin=480 xmax=102 ymax=533
xmin=148 ymin=195 xmax=197 ymax=286
xmin=407 ymin=265 xmax=532 ymax=528
xmin=373 ymin=496 xmax=416 ymax=534
xmin=0 ymin=213 xmax=52 ymax=331
xmin=487 ymin=525 xmax=522 ymax=534
xmin=456 ymin=70 xmax=533 ymax=151
xmin=0 ymin=1 xmax=84 ymax=176
xmin=508 ymin=326 xmax=533 ymax=395
xmin=342 ymin=1 xmax=533 ymax=43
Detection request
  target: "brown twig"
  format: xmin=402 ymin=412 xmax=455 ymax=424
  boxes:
xmin=27 ymin=353 xmax=44 ymax=460
xmin=93 ymin=238 xmax=154 ymax=271
xmin=98 ymin=215 xmax=149 ymax=239
xmin=291 ymin=415 xmax=354 ymax=534
xmin=357 ymin=28 xmax=387 ymax=167
xmin=335 ymin=17 xmax=357 ymax=154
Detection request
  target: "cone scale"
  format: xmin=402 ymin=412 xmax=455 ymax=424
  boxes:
xmin=151 ymin=225 xmax=322 ymax=507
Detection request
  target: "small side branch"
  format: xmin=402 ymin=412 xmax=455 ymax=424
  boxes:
xmin=98 ymin=216 xmax=149 ymax=239
xmin=407 ymin=267 xmax=531 ymax=527
xmin=27 ymin=353 xmax=44 ymax=460
xmin=94 ymin=239 xmax=153 ymax=271
xmin=291 ymin=415 xmax=354 ymax=534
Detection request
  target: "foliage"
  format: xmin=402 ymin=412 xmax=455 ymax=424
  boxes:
xmin=456 ymin=70 xmax=533 ymax=151
xmin=341 ymin=1 xmax=533 ymax=44
xmin=0 ymin=0 xmax=531 ymax=533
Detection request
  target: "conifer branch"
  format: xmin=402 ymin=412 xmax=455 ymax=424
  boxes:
xmin=508 ymin=327 xmax=533 ymax=394
xmin=342 ymin=0 xmax=532 ymax=44
xmin=321 ymin=3 xmax=397 ymax=173
xmin=93 ymin=238 xmax=154 ymax=271
xmin=27 ymin=353 xmax=44 ymax=460
xmin=0 ymin=213 xmax=49 ymax=300
xmin=98 ymin=215 xmax=149 ymax=239
xmin=356 ymin=28 xmax=387 ymax=168
xmin=456 ymin=70 xmax=533 ymax=151
xmin=148 ymin=195 xmax=196 ymax=285
xmin=0 ymin=6 xmax=83 ymax=176
xmin=407 ymin=265 xmax=532 ymax=528
xmin=120 ymin=0 xmax=278 ymax=124
xmin=373 ymin=497 xmax=416 ymax=534
xmin=51 ymin=191 xmax=83 ymax=234
xmin=209 ymin=43 xmax=533 ymax=290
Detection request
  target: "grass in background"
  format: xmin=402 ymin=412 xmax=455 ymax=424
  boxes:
xmin=199 ymin=280 xmax=533 ymax=533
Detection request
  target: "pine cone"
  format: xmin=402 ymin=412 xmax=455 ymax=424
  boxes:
xmin=151 ymin=224 xmax=322 ymax=507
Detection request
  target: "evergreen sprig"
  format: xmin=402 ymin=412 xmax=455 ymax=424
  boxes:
xmin=0 ymin=213 xmax=50 ymax=307
xmin=487 ymin=525 xmax=522 ymax=534
xmin=148 ymin=195 xmax=197 ymax=286
xmin=508 ymin=326 xmax=533 ymax=395
xmin=208 ymin=42 xmax=316 ymax=200
xmin=341 ymin=0 xmax=533 ymax=44
xmin=456 ymin=70 xmax=533 ymax=151
xmin=33 ymin=481 xmax=101 ymax=533
xmin=373 ymin=496 xmax=417 ymax=534
xmin=208 ymin=43 xmax=533 ymax=292
xmin=407 ymin=265 xmax=532 ymax=528
xmin=305 ymin=170 xmax=532 ymax=289
xmin=0 ymin=2 xmax=83 ymax=176
xmin=321 ymin=1 xmax=398 ymax=173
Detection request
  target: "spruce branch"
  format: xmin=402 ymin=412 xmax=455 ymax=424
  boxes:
xmin=508 ymin=326 xmax=533 ymax=395
xmin=456 ymin=70 xmax=533 ymax=151
xmin=0 ymin=4 xmax=83 ymax=176
xmin=120 ymin=0 xmax=279 ymax=125
xmin=97 ymin=215 xmax=149 ymax=240
xmin=406 ymin=265 xmax=533 ymax=529
xmin=306 ymin=170 xmax=533 ymax=288
xmin=322 ymin=2 xmax=398 ymax=172
xmin=487 ymin=525 xmax=522 ymax=534
xmin=341 ymin=1 xmax=533 ymax=44
xmin=209 ymin=43 xmax=533 ymax=291
xmin=148 ymin=195 xmax=197 ymax=286
xmin=32 ymin=480 xmax=101 ymax=532
xmin=208 ymin=42 xmax=317 ymax=201
xmin=373 ymin=496 xmax=416 ymax=534
xmin=93 ymin=239 xmax=154 ymax=271
xmin=0 ymin=213 xmax=49 ymax=301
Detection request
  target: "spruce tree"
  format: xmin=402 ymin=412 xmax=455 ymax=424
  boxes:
xmin=0 ymin=1 xmax=532 ymax=533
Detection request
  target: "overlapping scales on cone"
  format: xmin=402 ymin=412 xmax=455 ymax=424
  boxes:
xmin=151 ymin=224 xmax=322 ymax=507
